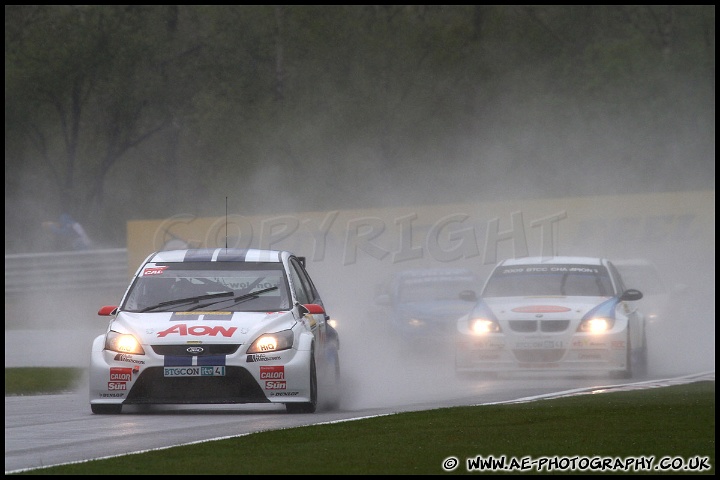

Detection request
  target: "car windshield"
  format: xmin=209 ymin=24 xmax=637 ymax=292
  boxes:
xmin=483 ymin=264 xmax=614 ymax=297
xmin=398 ymin=279 xmax=476 ymax=303
xmin=121 ymin=261 xmax=291 ymax=312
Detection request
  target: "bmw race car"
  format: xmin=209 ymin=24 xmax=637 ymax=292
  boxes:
xmin=455 ymin=256 xmax=647 ymax=378
xmin=89 ymin=248 xmax=340 ymax=414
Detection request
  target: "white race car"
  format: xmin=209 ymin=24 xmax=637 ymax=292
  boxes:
xmin=455 ymin=256 xmax=647 ymax=378
xmin=89 ymin=248 xmax=340 ymax=414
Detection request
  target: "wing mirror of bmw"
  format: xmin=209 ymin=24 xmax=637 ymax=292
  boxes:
xmin=621 ymin=289 xmax=643 ymax=301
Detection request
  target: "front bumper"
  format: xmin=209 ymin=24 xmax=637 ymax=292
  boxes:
xmin=455 ymin=331 xmax=629 ymax=375
xmin=88 ymin=335 xmax=314 ymax=408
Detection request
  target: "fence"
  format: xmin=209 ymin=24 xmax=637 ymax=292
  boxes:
xmin=4 ymin=248 xmax=130 ymax=295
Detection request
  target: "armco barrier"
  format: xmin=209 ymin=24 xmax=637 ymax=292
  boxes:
xmin=4 ymin=248 xmax=129 ymax=294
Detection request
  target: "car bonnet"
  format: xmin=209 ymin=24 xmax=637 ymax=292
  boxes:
xmin=482 ymin=296 xmax=615 ymax=321
xmin=110 ymin=310 xmax=297 ymax=345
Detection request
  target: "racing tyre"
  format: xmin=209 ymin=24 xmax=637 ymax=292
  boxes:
xmin=286 ymin=352 xmax=318 ymax=414
xmin=318 ymin=347 xmax=342 ymax=411
xmin=632 ymin=329 xmax=649 ymax=378
xmin=91 ymin=404 xmax=123 ymax=414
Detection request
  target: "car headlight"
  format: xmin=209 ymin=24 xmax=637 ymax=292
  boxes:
xmin=464 ymin=300 xmax=501 ymax=335
xmin=407 ymin=318 xmax=425 ymax=327
xmin=469 ymin=317 xmax=501 ymax=334
xmin=577 ymin=297 xmax=619 ymax=334
xmin=105 ymin=331 xmax=145 ymax=355
xmin=577 ymin=317 xmax=615 ymax=333
xmin=247 ymin=329 xmax=294 ymax=354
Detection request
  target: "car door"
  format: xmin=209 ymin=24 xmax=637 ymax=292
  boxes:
xmin=288 ymin=257 xmax=328 ymax=346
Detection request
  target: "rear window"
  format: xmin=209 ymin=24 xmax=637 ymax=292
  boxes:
xmin=398 ymin=277 xmax=476 ymax=303
xmin=483 ymin=264 xmax=614 ymax=297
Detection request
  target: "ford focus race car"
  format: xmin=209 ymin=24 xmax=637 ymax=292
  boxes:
xmin=455 ymin=256 xmax=647 ymax=378
xmin=89 ymin=248 xmax=340 ymax=414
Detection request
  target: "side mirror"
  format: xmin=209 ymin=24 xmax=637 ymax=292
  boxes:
xmin=621 ymin=289 xmax=643 ymax=301
xmin=303 ymin=303 xmax=326 ymax=315
xmin=98 ymin=305 xmax=118 ymax=316
xmin=459 ymin=290 xmax=478 ymax=302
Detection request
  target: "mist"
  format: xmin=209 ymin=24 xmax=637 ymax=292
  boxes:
xmin=4 ymin=6 xmax=714 ymax=411
xmin=310 ymin=190 xmax=714 ymax=410
xmin=5 ymin=83 xmax=714 ymax=411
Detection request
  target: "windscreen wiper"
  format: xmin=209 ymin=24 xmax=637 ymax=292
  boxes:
xmin=186 ymin=286 xmax=280 ymax=311
xmin=139 ymin=291 xmax=233 ymax=312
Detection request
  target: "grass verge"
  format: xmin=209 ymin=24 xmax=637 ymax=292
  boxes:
xmin=5 ymin=367 xmax=85 ymax=396
xmin=5 ymin=369 xmax=714 ymax=475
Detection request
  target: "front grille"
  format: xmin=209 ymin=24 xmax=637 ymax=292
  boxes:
xmin=540 ymin=320 xmax=569 ymax=332
xmin=513 ymin=349 xmax=565 ymax=363
xmin=509 ymin=320 xmax=537 ymax=332
xmin=151 ymin=344 xmax=241 ymax=356
xmin=508 ymin=319 xmax=570 ymax=333
xmin=124 ymin=366 xmax=268 ymax=404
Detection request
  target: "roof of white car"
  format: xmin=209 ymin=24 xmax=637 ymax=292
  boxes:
xmin=499 ymin=256 xmax=606 ymax=266
xmin=146 ymin=248 xmax=287 ymax=263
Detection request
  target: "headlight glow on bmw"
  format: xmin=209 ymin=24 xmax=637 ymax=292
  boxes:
xmin=469 ymin=318 xmax=501 ymax=334
xmin=247 ymin=329 xmax=294 ymax=353
xmin=105 ymin=331 xmax=145 ymax=355
xmin=577 ymin=317 xmax=614 ymax=333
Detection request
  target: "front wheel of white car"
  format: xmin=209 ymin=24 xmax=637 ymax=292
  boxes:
xmin=609 ymin=334 xmax=633 ymax=379
xmin=286 ymin=352 xmax=318 ymax=414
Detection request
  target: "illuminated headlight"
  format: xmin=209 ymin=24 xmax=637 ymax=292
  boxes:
xmin=105 ymin=331 xmax=145 ymax=355
xmin=407 ymin=318 xmax=425 ymax=327
xmin=577 ymin=317 xmax=614 ymax=333
xmin=327 ymin=319 xmax=338 ymax=329
xmin=469 ymin=318 xmax=501 ymax=334
xmin=247 ymin=329 xmax=294 ymax=354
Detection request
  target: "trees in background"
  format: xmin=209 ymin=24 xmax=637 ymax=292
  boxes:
xmin=4 ymin=5 xmax=715 ymax=252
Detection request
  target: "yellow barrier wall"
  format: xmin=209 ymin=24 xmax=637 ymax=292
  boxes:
xmin=127 ymin=190 xmax=714 ymax=276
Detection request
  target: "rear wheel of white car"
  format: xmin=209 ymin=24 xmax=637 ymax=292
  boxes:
xmin=91 ymin=404 xmax=122 ymax=414
xmin=286 ymin=351 xmax=318 ymax=414
xmin=632 ymin=329 xmax=649 ymax=377
xmin=318 ymin=348 xmax=342 ymax=410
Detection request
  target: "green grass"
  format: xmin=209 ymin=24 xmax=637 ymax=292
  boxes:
xmin=5 ymin=367 xmax=85 ymax=396
xmin=5 ymin=368 xmax=715 ymax=475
